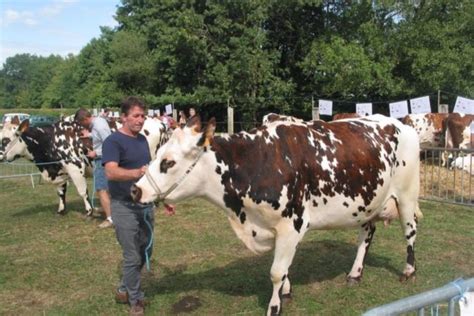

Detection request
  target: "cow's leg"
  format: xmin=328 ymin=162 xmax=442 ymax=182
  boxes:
xmin=267 ymin=229 xmax=304 ymax=316
xmin=346 ymin=221 xmax=376 ymax=285
xmin=57 ymin=182 xmax=68 ymax=215
xmin=64 ymin=164 xmax=93 ymax=216
xmin=398 ymin=201 xmax=418 ymax=282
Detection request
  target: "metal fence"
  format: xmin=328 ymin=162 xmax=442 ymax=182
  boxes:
xmin=364 ymin=278 xmax=474 ymax=316
xmin=0 ymin=160 xmax=42 ymax=188
xmin=419 ymin=147 xmax=474 ymax=206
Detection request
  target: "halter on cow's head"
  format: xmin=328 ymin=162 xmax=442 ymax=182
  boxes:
xmin=131 ymin=116 xmax=216 ymax=204
xmin=3 ymin=119 xmax=33 ymax=162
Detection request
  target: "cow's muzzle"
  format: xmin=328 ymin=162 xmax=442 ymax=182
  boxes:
xmin=130 ymin=184 xmax=142 ymax=203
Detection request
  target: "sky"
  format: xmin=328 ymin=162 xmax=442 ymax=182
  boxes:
xmin=0 ymin=0 xmax=120 ymax=66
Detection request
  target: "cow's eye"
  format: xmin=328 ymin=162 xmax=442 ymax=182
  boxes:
xmin=160 ymin=159 xmax=176 ymax=173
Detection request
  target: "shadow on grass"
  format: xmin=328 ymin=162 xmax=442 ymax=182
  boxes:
xmin=146 ymin=239 xmax=400 ymax=310
xmin=11 ymin=200 xmax=95 ymax=218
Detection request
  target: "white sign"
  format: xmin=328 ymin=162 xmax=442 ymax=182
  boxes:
xmin=356 ymin=103 xmax=372 ymax=116
xmin=389 ymin=100 xmax=409 ymax=118
xmin=93 ymin=108 xmax=98 ymax=116
xmin=454 ymin=96 xmax=474 ymax=114
xmin=318 ymin=99 xmax=333 ymax=116
xmin=154 ymin=109 xmax=161 ymax=117
xmin=114 ymin=111 xmax=119 ymax=118
xmin=148 ymin=109 xmax=154 ymax=117
xmin=410 ymin=96 xmax=431 ymax=114
xmin=165 ymin=104 xmax=173 ymax=115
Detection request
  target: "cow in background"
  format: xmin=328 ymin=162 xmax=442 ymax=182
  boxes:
xmin=443 ymin=113 xmax=474 ymax=166
xmin=132 ymin=115 xmax=421 ymax=315
xmin=0 ymin=116 xmax=21 ymax=160
xmin=262 ymin=113 xmax=306 ymax=125
xmin=3 ymin=119 xmax=94 ymax=216
xmin=401 ymin=113 xmax=448 ymax=148
xmin=332 ymin=113 xmax=361 ymax=121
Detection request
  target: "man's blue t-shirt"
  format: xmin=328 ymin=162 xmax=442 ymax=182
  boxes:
xmin=102 ymin=131 xmax=151 ymax=202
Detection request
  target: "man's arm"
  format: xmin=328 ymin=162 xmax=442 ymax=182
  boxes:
xmin=104 ymin=161 xmax=146 ymax=181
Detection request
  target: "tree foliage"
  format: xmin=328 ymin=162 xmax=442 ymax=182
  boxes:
xmin=0 ymin=0 xmax=472 ymax=120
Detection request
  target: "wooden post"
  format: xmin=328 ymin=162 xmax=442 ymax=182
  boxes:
xmin=227 ymin=98 xmax=234 ymax=134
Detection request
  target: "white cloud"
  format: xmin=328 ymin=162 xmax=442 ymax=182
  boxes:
xmin=3 ymin=9 xmax=38 ymax=26
xmin=39 ymin=0 xmax=77 ymax=17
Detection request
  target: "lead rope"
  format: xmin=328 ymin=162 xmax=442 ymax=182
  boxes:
xmin=145 ymin=149 xmax=205 ymax=201
xmin=143 ymin=207 xmax=154 ymax=271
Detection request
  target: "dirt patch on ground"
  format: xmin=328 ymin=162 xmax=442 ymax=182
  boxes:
xmin=172 ymin=295 xmax=202 ymax=314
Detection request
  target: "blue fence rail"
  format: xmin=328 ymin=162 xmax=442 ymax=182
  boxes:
xmin=364 ymin=278 xmax=474 ymax=316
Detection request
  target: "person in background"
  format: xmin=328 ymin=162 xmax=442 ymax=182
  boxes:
xmin=188 ymin=107 xmax=197 ymax=121
xmin=102 ymin=96 xmax=175 ymax=316
xmin=178 ymin=110 xmax=187 ymax=128
xmin=101 ymin=108 xmax=112 ymax=121
xmin=75 ymin=108 xmax=113 ymax=229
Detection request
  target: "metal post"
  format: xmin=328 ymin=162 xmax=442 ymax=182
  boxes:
xmin=227 ymin=99 xmax=234 ymax=134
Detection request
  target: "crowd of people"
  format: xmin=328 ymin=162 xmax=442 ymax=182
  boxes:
xmin=74 ymin=99 xmax=197 ymax=316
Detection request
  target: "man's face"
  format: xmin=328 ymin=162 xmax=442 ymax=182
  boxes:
xmin=122 ymin=105 xmax=145 ymax=135
xmin=79 ymin=116 xmax=93 ymax=128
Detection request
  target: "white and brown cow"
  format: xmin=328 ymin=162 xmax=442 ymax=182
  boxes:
xmin=3 ymin=119 xmax=94 ymax=215
xmin=444 ymin=113 xmax=474 ymax=151
xmin=131 ymin=114 xmax=421 ymax=315
xmin=401 ymin=113 xmax=448 ymax=148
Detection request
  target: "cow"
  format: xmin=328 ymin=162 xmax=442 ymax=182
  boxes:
xmin=450 ymin=154 xmax=474 ymax=175
xmin=440 ymin=113 xmax=474 ymax=166
xmin=131 ymin=114 xmax=422 ymax=315
xmin=401 ymin=113 xmax=448 ymax=148
xmin=262 ymin=113 xmax=305 ymax=125
xmin=332 ymin=113 xmax=361 ymax=121
xmin=141 ymin=117 xmax=171 ymax=160
xmin=3 ymin=119 xmax=94 ymax=215
xmin=444 ymin=113 xmax=474 ymax=151
xmin=0 ymin=117 xmax=22 ymax=160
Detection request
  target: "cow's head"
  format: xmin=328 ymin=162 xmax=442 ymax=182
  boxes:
xmin=131 ymin=116 xmax=216 ymax=204
xmin=3 ymin=119 xmax=32 ymax=162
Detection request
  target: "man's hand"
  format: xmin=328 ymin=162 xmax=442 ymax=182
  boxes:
xmin=164 ymin=203 xmax=176 ymax=216
xmin=87 ymin=150 xmax=97 ymax=159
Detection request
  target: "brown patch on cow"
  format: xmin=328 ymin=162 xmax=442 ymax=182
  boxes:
xmin=172 ymin=296 xmax=202 ymax=314
xmin=445 ymin=113 xmax=474 ymax=149
xmin=332 ymin=113 xmax=360 ymax=121
xmin=143 ymin=129 xmax=150 ymax=136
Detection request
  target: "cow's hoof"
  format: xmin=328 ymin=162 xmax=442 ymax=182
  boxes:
xmin=269 ymin=304 xmax=281 ymax=316
xmin=346 ymin=276 xmax=362 ymax=286
xmin=399 ymin=272 xmax=416 ymax=283
xmin=282 ymin=293 xmax=292 ymax=304
xmin=86 ymin=210 xmax=93 ymax=217
xmin=57 ymin=210 xmax=66 ymax=216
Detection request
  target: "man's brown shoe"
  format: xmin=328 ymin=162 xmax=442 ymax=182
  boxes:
xmin=129 ymin=300 xmax=145 ymax=316
xmin=115 ymin=289 xmax=128 ymax=304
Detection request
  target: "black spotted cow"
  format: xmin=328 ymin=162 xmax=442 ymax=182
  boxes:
xmin=3 ymin=119 xmax=94 ymax=215
xmin=131 ymin=114 xmax=422 ymax=315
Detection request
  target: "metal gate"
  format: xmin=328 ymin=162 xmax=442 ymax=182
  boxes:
xmin=364 ymin=278 xmax=474 ymax=316
xmin=0 ymin=160 xmax=41 ymax=188
xmin=419 ymin=147 xmax=474 ymax=206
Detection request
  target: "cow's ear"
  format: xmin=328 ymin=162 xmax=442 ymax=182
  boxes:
xmin=18 ymin=119 xmax=29 ymax=134
xmin=11 ymin=116 xmax=20 ymax=125
xmin=186 ymin=115 xmax=202 ymax=134
xmin=197 ymin=118 xmax=216 ymax=147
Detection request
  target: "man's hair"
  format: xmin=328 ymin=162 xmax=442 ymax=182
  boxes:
xmin=121 ymin=96 xmax=146 ymax=116
xmin=74 ymin=108 xmax=92 ymax=122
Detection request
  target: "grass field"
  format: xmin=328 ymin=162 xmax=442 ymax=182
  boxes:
xmin=0 ymin=176 xmax=473 ymax=315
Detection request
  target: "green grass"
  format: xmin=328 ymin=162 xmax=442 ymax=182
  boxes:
xmin=0 ymin=177 xmax=473 ymax=315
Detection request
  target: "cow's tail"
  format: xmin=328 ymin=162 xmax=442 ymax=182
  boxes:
xmin=414 ymin=203 xmax=423 ymax=221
